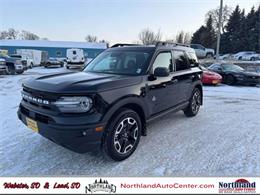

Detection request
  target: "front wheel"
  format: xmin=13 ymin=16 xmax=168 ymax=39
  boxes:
xmin=206 ymin=53 xmax=213 ymax=59
xmin=102 ymin=108 xmax=142 ymax=161
xmin=6 ymin=66 xmax=16 ymax=75
xmin=225 ymin=74 xmax=236 ymax=85
xmin=183 ymin=88 xmax=202 ymax=117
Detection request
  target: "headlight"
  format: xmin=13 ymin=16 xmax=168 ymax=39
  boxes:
xmin=15 ymin=60 xmax=22 ymax=64
xmin=54 ymin=96 xmax=92 ymax=113
xmin=0 ymin=61 xmax=5 ymax=65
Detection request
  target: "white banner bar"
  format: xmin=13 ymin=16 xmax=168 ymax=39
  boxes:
xmin=0 ymin=177 xmax=258 ymax=194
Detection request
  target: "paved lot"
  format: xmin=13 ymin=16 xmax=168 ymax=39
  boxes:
xmin=0 ymin=67 xmax=260 ymax=176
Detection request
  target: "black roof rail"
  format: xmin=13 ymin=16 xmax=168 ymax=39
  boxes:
xmin=110 ymin=43 xmax=141 ymax=48
xmin=156 ymin=41 xmax=190 ymax=48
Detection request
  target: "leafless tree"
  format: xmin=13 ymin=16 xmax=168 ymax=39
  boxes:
xmin=175 ymin=31 xmax=191 ymax=44
xmin=85 ymin=34 xmax=98 ymax=42
xmin=205 ymin=5 xmax=232 ymax=33
xmin=175 ymin=31 xmax=185 ymax=43
xmin=138 ymin=28 xmax=162 ymax=45
xmin=183 ymin=32 xmax=191 ymax=44
xmin=0 ymin=28 xmax=19 ymax=39
xmin=20 ymin=30 xmax=40 ymax=40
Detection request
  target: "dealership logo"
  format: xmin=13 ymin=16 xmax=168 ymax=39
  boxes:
xmin=85 ymin=179 xmax=116 ymax=194
xmin=219 ymin=178 xmax=256 ymax=194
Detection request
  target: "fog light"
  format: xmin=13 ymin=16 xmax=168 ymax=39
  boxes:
xmin=82 ymin=131 xmax=87 ymax=136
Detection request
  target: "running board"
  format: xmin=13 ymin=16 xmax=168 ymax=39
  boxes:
xmin=147 ymin=102 xmax=189 ymax=123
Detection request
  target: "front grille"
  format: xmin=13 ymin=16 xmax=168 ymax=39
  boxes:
xmin=20 ymin=105 xmax=29 ymax=116
xmin=21 ymin=60 xmax=27 ymax=65
xmin=20 ymin=105 xmax=54 ymax=124
xmin=22 ymin=87 xmax=58 ymax=112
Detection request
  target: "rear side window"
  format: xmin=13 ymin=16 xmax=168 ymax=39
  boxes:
xmin=187 ymin=52 xmax=198 ymax=67
xmin=152 ymin=52 xmax=173 ymax=72
xmin=173 ymin=50 xmax=190 ymax=71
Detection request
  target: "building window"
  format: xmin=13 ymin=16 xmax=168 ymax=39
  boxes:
xmin=56 ymin=51 xmax=62 ymax=57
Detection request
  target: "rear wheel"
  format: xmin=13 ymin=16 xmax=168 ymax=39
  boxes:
xmin=102 ymin=108 xmax=141 ymax=161
xmin=66 ymin=65 xmax=70 ymax=69
xmin=225 ymin=74 xmax=236 ymax=85
xmin=183 ymin=88 xmax=201 ymax=117
xmin=206 ymin=53 xmax=213 ymax=59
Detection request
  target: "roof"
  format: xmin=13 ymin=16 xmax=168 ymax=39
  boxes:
xmin=107 ymin=45 xmax=195 ymax=53
xmin=0 ymin=40 xmax=107 ymax=49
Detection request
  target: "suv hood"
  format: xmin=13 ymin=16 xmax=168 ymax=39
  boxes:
xmin=23 ymin=71 xmax=142 ymax=94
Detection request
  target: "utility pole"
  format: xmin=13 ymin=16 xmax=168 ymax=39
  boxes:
xmin=216 ymin=0 xmax=223 ymax=60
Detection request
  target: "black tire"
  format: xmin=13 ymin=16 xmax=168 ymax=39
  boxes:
xmin=16 ymin=70 xmax=24 ymax=74
xmin=250 ymin=57 xmax=256 ymax=61
xmin=102 ymin=108 xmax=142 ymax=161
xmin=30 ymin=62 xmax=33 ymax=68
xmin=66 ymin=66 xmax=70 ymax=69
xmin=183 ymin=88 xmax=202 ymax=117
xmin=206 ymin=53 xmax=213 ymax=59
xmin=6 ymin=65 xmax=15 ymax=75
xmin=225 ymin=74 xmax=236 ymax=85
xmin=238 ymin=56 xmax=242 ymax=60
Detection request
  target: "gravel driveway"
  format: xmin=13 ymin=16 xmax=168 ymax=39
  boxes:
xmin=1 ymin=67 xmax=260 ymax=176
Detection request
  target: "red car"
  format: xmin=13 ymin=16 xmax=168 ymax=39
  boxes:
xmin=201 ymin=66 xmax=222 ymax=85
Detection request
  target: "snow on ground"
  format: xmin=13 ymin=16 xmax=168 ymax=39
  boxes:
xmin=0 ymin=67 xmax=260 ymax=176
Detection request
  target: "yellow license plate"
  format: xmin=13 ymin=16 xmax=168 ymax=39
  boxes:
xmin=26 ymin=117 xmax=38 ymax=132
xmin=212 ymin=80 xmax=219 ymax=84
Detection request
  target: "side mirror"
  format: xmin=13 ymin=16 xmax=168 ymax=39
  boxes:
xmin=154 ymin=67 xmax=170 ymax=77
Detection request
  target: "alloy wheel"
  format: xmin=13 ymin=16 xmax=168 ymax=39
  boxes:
xmin=191 ymin=90 xmax=201 ymax=113
xmin=113 ymin=117 xmax=138 ymax=154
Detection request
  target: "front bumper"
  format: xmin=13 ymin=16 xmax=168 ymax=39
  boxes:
xmin=236 ymin=76 xmax=260 ymax=85
xmin=15 ymin=64 xmax=23 ymax=70
xmin=17 ymin=104 xmax=106 ymax=153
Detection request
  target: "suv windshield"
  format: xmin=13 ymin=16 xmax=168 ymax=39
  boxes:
xmin=84 ymin=50 xmax=152 ymax=75
xmin=222 ymin=64 xmax=244 ymax=72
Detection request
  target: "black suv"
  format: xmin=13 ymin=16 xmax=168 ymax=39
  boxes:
xmin=17 ymin=42 xmax=203 ymax=161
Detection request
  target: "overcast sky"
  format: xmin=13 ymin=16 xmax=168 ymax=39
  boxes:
xmin=0 ymin=0 xmax=259 ymax=44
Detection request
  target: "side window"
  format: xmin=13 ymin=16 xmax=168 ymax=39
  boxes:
xmin=173 ymin=50 xmax=190 ymax=71
xmin=187 ymin=52 xmax=198 ymax=67
xmin=152 ymin=52 xmax=173 ymax=72
xmin=211 ymin=64 xmax=220 ymax=70
xmin=191 ymin=45 xmax=198 ymax=49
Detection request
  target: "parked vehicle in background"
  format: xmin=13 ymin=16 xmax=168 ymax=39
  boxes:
xmin=246 ymin=66 xmax=260 ymax=73
xmin=190 ymin=44 xmax=215 ymax=59
xmin=242 ymin=53 xmax=260 ymax=61
xmin=200 ymin=65 xmax=222 ymax=85
xmin=17 ymin=42 xmax=203 ymax=161
xmin=208 ymin=63 xmax=260 ymax=86
xmin=0 ymin=57 xmax=6 ymax=73
xmin=44 ymin=57 xmax=64 ymax=68
xmin=10 ymin=54 xmax=34 ymax=69
xmin=16 ymin=49 xmax=48 ymax=66
xmin=66 ymin=48 xmax=85 ymax=69
xmin=233 ymin=51 xmax=257 ymax=61
xmin=219 ymin=53 xmax=233 ymax=60
xmin=0 ymin=54 xmax=24 ymax=75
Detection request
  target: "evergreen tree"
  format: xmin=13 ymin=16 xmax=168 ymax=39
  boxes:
xmin=221 ymin=5 xmax=244 ymax=53
xmin=191 ymin=15 xmax=216 ymax=48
